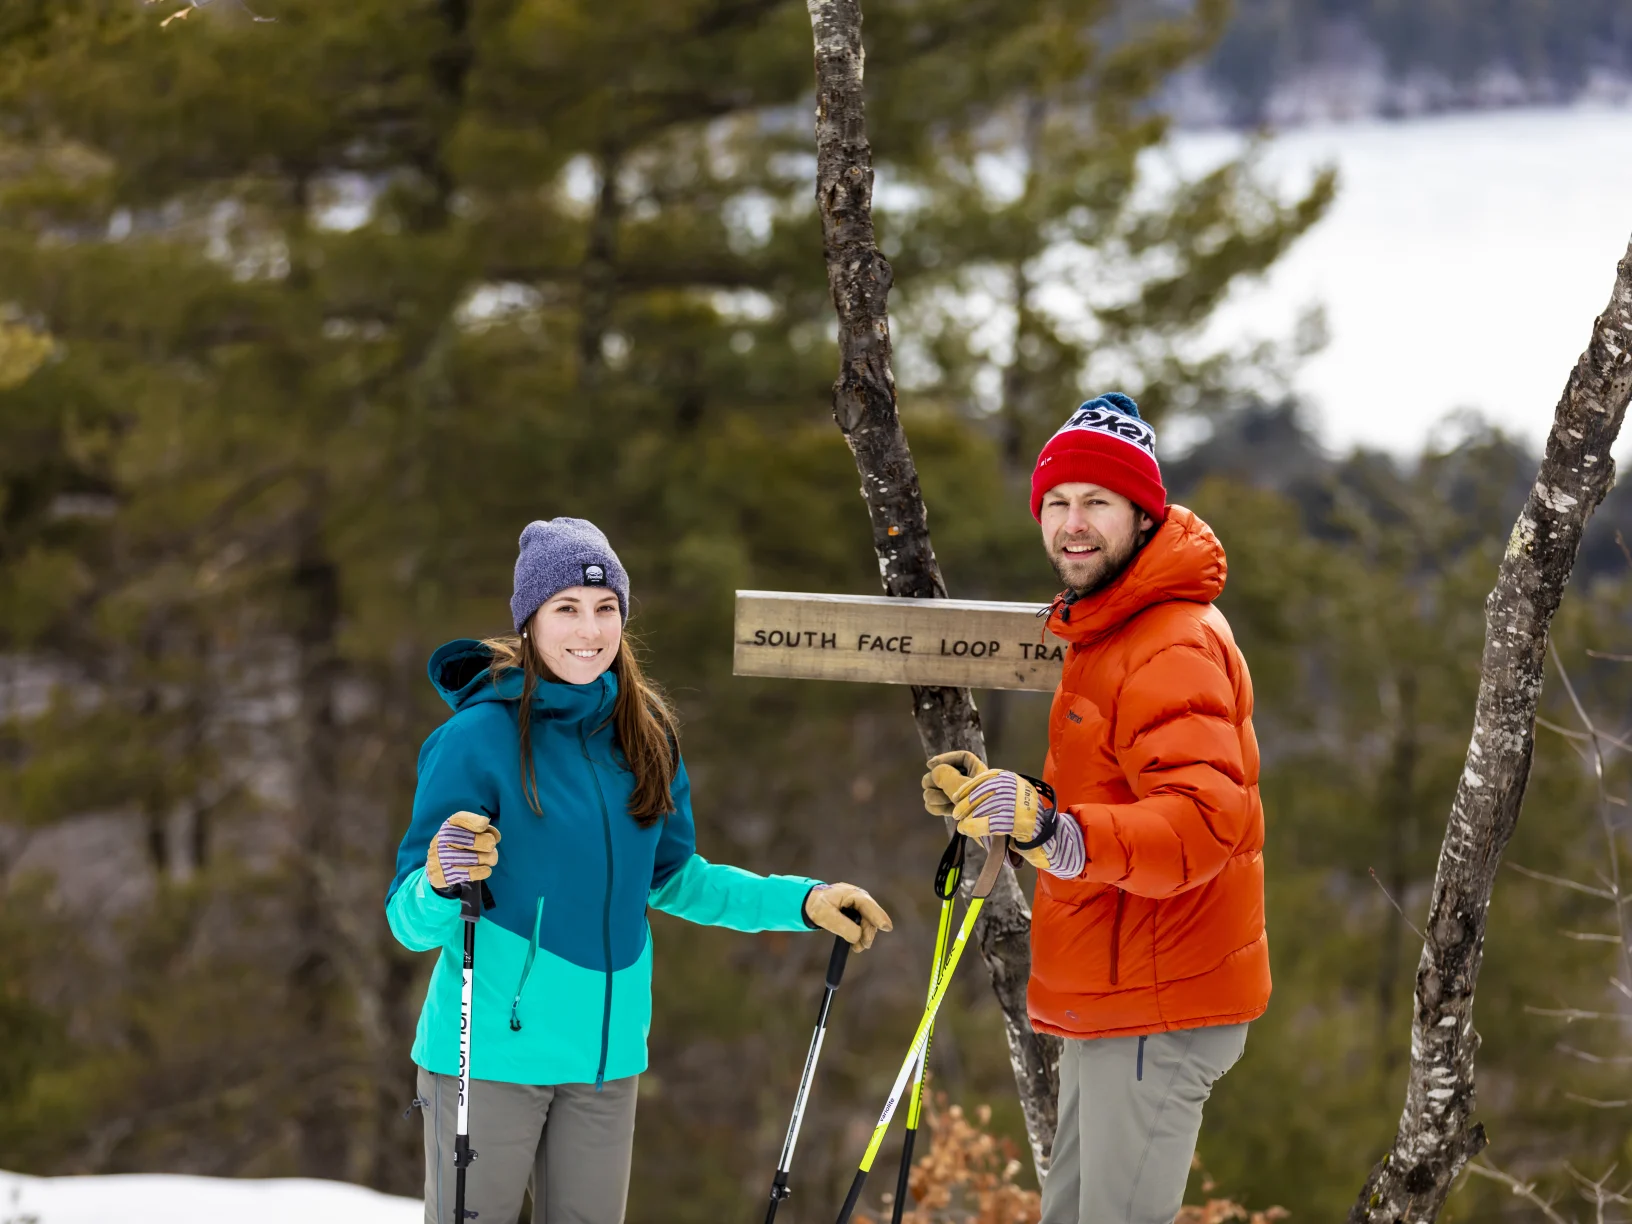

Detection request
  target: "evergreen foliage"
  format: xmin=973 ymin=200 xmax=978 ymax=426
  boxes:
xmin=0 ymin=2 xmax=1626 ymax=1222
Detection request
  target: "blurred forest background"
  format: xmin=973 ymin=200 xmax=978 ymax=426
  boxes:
xmin=2 ymin=0 xmax=1631 ymax=1221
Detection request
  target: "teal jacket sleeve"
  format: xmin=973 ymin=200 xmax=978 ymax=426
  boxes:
xmin=647 ymin=755 xmax=821 ymax=932
xmin=385 ymin=708 xmax=504 ymax=952
xmin=387 ymin=865 xmax=462 ymax=952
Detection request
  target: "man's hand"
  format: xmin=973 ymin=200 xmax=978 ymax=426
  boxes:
xmin=921 ymin=749 xmax=989 ymax=818
xmin=927 ymin=755 xmax=1046 ymax=839
xmin=804 ymin=883 xmax=893 ymax=951
xmin=922 ymin=752 xmax=1085 ymax=878
xmin=427 ymin=811 xmax=501 ymax=890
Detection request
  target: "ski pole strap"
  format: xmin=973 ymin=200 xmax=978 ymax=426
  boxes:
xmin=1008 ymin=775 xmax=1058 ymax=852
xmin=933 ymin=831 xmax=965 ymax=901
xmin=971 ymin=835 xmax=1008 ymax=899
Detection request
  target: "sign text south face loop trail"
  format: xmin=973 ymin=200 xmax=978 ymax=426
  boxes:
xmin=732 ymin=591 xmax=1068 ymax=693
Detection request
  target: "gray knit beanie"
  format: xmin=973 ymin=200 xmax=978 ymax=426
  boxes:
xmin=510 ymin=518 xmax=630 ymax=631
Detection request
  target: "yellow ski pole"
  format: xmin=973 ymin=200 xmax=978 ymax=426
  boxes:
xmin=887 ymin=834 xmax=964 ymax=1224
xmin=833 ymin=836 xmax=1008 ymax=1224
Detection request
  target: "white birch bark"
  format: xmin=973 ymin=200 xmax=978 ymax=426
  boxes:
xmin=1352 ymin=237 xmax=1632 ymax=1222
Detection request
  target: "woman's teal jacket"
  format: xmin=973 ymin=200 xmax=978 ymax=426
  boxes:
xmin=386 ymin=640 xmax=820 ymax=1088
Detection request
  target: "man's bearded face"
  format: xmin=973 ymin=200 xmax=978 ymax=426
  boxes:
xmin=1039 ymin=483 xmax=1153 ymax=596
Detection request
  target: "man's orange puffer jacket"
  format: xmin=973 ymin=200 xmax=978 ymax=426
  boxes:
xmin=1029 ymin=506 xmax=1270 ymax=1041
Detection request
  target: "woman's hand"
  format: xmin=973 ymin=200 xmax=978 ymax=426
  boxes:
xmin=804 ymin=883 xmax=893 ymax=951
xmin=427 ymin=811 xmax=501 ymax=891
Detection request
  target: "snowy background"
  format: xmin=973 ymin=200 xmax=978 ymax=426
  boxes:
xmin=0 ymin=1171 xmax=418 ymax=1224
xmin=1189 ymin=105 xmax=1632 ymax=457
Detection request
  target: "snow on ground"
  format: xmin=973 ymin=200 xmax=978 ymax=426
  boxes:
xmin=0 ymin=1170 xmax=419 ymax=1224
xmin=1175 ymin=105 xmax=1632 ymax=456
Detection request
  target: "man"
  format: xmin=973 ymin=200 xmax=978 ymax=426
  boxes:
xmin=923 ymin=392 xmax=1268 ymax=1224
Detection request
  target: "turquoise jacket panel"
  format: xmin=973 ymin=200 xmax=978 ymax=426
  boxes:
xmin=386 ymin=640 xmax=820 ymax=1086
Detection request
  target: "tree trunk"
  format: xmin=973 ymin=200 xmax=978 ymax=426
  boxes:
xmin=578 ymin=148 xmax=624 ymax=390
xmin=1350 ymin=236 xmax=1632 ymax=1223
xmin=290 ymin=479 xmax=351 ymax=1181
xmin=804 ymin=0 xmax=1060 ymax=1174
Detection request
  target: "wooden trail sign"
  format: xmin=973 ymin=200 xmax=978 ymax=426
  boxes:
xmin=733 ymin=590 xmax=1068 ymax=692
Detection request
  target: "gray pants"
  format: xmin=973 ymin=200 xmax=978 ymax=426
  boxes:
xmin=1039 ymin=1023 xmax=1248 ymax=1224
xmin=418 ymin=1066 xmax=639 ymax=1224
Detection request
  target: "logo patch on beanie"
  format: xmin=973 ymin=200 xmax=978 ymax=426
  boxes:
xmin=1056 ymin=404 xmax=1156 ymax=456
xmin=583 ymin=563 xmax=607 ymax=586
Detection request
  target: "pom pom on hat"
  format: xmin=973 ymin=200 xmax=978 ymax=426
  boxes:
xmin=1030 ymin=393 xmax=1167 ymax=522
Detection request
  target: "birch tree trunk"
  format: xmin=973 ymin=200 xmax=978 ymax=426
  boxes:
xmin=1351 ymin=236 xmax=1632 ymax=1222
xmin=804 ymin=0 xmax=1060 ymax=1175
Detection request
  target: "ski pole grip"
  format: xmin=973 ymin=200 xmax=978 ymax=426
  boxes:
xmin=826 ymin=907 xmax=860 ymax=987
xmin=460 ymin=880 xmax=481 ymax=921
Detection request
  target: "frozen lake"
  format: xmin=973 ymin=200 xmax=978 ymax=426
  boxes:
xmin=1180 ymin=106 xmax=1632 ymax=456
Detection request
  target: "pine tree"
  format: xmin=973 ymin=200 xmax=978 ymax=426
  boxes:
xmin=0 ymin=1 xmax=1397 ymax=1216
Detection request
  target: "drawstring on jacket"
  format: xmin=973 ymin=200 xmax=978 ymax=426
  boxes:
xmin=1042 ymin=589 xmax=1083 ymax=630
xmin=509 ymin=895 xmax=546 ymax=1031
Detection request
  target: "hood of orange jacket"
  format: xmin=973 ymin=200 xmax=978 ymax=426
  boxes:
xmin=1029 ymin=506 xmax=1270 ymax=1040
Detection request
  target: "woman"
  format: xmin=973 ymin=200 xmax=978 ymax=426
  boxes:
xmin=387 ymin=517 xmax=891 ymax=1224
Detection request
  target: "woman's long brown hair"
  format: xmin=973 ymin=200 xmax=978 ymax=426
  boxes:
xmin=479 ymin=629 xmax=679 ymax=827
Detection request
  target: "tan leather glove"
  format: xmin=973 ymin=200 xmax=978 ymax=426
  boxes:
xmin=924 ymin=752 xmax=1084 ymax=878
xmin=922 ymin=749 xmax=988 ymax=817
xmin=804 ymin=882 xmax=893 ymax=951
xmin=427 ymin=811 xmax=501 ymax=890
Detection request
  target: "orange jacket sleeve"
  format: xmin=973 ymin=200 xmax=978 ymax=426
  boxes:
xmin=1067 ymin=640 xmax=1251 ymax=899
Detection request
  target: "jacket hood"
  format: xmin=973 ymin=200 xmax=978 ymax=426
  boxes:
xmin=1048 ymin=505 xmax=1226 ymax=643
xmin=427 ymin=638 xmax=618 ymax=723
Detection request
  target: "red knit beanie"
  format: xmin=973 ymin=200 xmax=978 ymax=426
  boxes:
xmin=1030 ymin=393 xmax=1167 ymax=522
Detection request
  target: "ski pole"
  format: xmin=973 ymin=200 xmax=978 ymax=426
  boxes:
xmin=888 ymin=834 xmax=964 ymax=1224
xmin=833 ymin=837 xmax=1009 ymax=1224
xmin=764 ymin=908 xmax=859 ymax=1223
xmin=453 ymin=881 xmax=480 ymax=1224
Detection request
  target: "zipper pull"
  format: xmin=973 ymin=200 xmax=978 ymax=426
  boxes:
xmin=510 ymin=999 xmax=523 ymax=1032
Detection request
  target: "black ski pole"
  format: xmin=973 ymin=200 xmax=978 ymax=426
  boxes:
xmin=453 ymin=881 xmax=480 ymax=1223
xmin=764 ymin=912 xmax=857 ymax=1223
xmin=889 ymin=833 xmax=964 ymax=1224
xmin=832 ymin=840 xmax=1008 ymax=1224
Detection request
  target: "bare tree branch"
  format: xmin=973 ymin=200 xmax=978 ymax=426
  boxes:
xmin=1507 ymin=862 xmax=1618 ymax=900
xmin=1464 ymin=1158 xmax=1574 ymax=1224
xmin=1525 ymin=1005 xmax=1624 ymax=1022
xmin=803 ymin=0 xmax=1060 ymax=1173
xmin=1557 ymin=1043 xmax=1632 ymax=1065
xmin=1536 ymin=715 xmax=1632 ymax=756
xmin=1351 ymin=236 xmax=1632 ymax=1223
xmin=1369 ymin=866 xmax=1427 ymax=942
xmin=1548 ymin=643 xmax=1632 ymax=1024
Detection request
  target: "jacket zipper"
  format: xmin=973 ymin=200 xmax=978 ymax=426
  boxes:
xmin=1108 ymin=891 xmax=1127 ymax=986
xmin=581 ymin=725 xmax=616 ymax=1092
xmin=509 ymin=895 xmax=546 ymax=1032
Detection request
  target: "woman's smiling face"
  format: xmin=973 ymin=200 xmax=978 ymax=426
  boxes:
xmin=529 ymin=586 xmax=622 ymax=684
